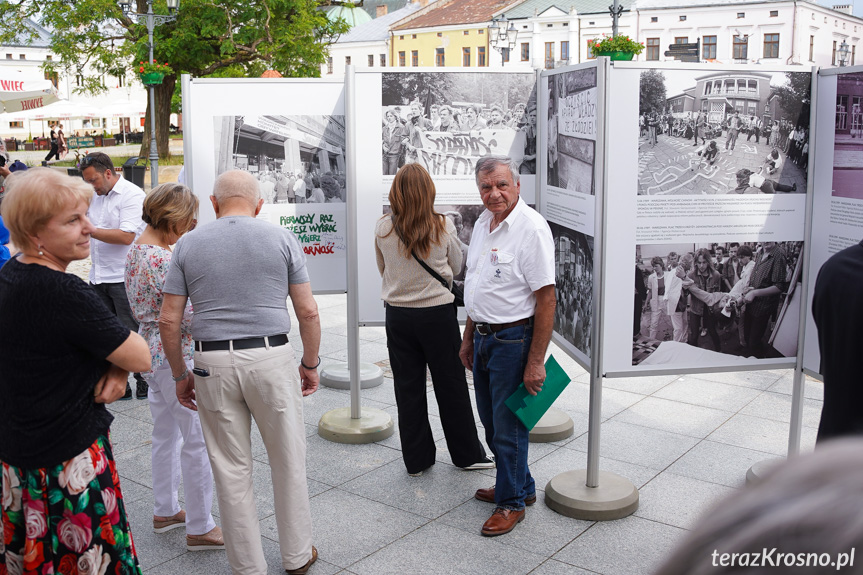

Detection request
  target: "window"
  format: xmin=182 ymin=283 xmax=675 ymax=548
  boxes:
xmin=478 ymin=46 xmax=486 ymax=66
xmin=733 ymin=35 xmax=748 ymax=59
xmin=399 ymin=51 xmax=406 ymax=66
xmin=76 ymin=74 xmax=85 ymax=86
xmin=412 ymin=50 xmax=418 ymax=66
xmin=853 ymin=45 xmax=857 ymax=65
xmin=436 ymin=48 xmax=445 ymax=66
xmin=437 ymin=32 xmax=442 ymax=37
xmin=679 ymin=15 xmax=686 ymax=21
xmin=116 ymin=74 xmax=126 ymax=88
xmin=46 ymin=55 xmax=52 ymax=61
xmin=464 ymin=30 xmax=469 ymax=35
xmin=502 ymin=47 xmax=510 ymax=62
xmin=4 ymin=54 xmax=11 ymax=60
xmin=703 ymin=35 xmax=717 ymax=59
xmin=19 ymin=54 xmax=25 ymax=60
xmin=345 ymin=56 xmax=351 ymax=66
xmin=399 ymin=35 xmax=404 ymax=40
xmin=380 ymin=54 xmax=386 ymax=66
xmin=587 ymin=39 xmax=596 ymax=59
xmin=412 ymin=34 xmax=417 ymax=39
xmin=9 ymin=121 xmax=23 ymax=128
xmin=737 ymin=12 xmax=745 ymax=18
xmin=770 ymin=10 xmax=778 ymax=16
xmin=368 ymin=54 xmax=374 ymax=67
xmin=545 ymin=42 xmax=555 ymax=68
xmin=763 ymin=33 xmax=779 ymax=58
xmin=651 ymin=16 xmax=658 ymax=22
xmin=547 ymin=23 xmax=553 ymax=27
xmin=646 ymin=38 xmax=660 ymax=60
xmin=832 ymin=40 xmax=837 ymax=65
xmin=479 ymin=29 xmax=484 ymax=34
xmin=463 ymin=47 xmax=471 ymax=67
xmin=521 ymin=42 xmax=530 ymax=61
xmin=675 ymin=36 xmax=688 ymax=44
xmin=561 ymin=41 xmax=570 ymax=61
xmin=810 ymin=35 xmax=815 ymax=61
xmin=44 ymin=70 xmax=58 ymax=88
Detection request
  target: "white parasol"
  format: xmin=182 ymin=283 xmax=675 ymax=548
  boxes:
xmin=0 ymin=73 xmax=60 ymax=113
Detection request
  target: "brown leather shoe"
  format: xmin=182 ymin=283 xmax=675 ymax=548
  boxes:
xmin=481 ymin=507 xmax=525 ymax=536
xmin=286 ymin=546 xmax=317 ymax=575
xmin=475 ymin=486 xmax=536 ymax=506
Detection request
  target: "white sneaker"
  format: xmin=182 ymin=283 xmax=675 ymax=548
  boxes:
xmin=463 ymin=456 xmax=496 ymax=470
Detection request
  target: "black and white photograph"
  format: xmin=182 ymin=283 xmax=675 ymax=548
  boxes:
xmin=637 ymin=70 xmax=811 ymax=196
xmin=213 ymin=115 xmax=347 ymax=204
xmin=548 ymin=67 xmax=597 ymax=194
xmin=380 ymin=72 xmax=537 ymax=177
xmin=550 ymin=222 xmax=594 ymax=359
xmin=632 ymin=240 xmax=804 ymax=366
xmin=832 ymin=71 xmax=863 ymax=200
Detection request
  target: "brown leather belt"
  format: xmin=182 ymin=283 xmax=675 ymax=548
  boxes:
xmin=474 ymin=317 xmax=532 ymax=336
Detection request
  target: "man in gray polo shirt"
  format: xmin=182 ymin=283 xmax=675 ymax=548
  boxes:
xmin=160 ymin=170 xmax=321 ymax=575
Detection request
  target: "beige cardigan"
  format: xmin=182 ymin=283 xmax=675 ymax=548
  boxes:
xmin=374 ymin=216 xmax=463 ymax=308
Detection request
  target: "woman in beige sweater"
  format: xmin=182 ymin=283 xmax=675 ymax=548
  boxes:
xmin=375 ymin=164 xmax=492 ymax=476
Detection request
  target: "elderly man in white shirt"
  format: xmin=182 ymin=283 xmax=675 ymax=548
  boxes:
xmin=459 ymin=155 xmax=556 ymax=537
xmin=81 ymin=152 xmax=147 ymax=399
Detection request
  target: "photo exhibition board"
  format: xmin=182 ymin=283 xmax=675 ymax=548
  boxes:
xmin=802 ymin=65 xmax=863 ymax=378
xmin=354 ymin=69 xmax=540 ymax=325
xmin=540 ymin=60 xmax=606 ymax=371
xmin=182 ymin=78 xmax=347 ymax=293
xmin=602 ymin=63 xmax=813 ymax=376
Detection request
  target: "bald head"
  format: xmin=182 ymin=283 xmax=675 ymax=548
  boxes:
xmin=213 ymin=170 xmax=261 ymax=207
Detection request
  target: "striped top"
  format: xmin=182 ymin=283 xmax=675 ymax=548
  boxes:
xmin=374 ymin=216 xmax=463 ymax=308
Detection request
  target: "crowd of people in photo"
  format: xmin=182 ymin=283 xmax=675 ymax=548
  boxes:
xmin=635 ymin=241 xmax=802 ymax=359
xmin=253 ymin=168 xmax=346 ymax=204
xmin=382 ymin=99 xmax=537 ymax=175
xmin=553 ymin=274 xmax=592 ymax=356
xmin=639 ymin=109 xmax=808 ymax=192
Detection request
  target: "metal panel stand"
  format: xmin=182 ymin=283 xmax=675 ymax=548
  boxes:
xmin=320 ymin=363 xmax=384 ymax=390
xmin=318 ymin=65 xmax=393 ymax=445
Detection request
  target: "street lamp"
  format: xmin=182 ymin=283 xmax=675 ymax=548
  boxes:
xmin=120 ymin=0 xmax=180 ymax=188
xmin=838 ymin=39 xmax=850 ymax=67
xmin=488 ymin=14 xmax=518 ymax=66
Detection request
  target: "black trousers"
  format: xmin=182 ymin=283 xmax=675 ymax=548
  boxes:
xmin=385 ymin=303 xmax=486 ymax=474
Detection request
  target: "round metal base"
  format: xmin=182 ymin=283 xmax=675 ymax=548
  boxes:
xmin=318 ymin=407 xmax=394 ymax=444
xmin=745 ymin=458 xmax=784 ymax=486
xmin=545 ymin=469 xmax=639 ymax=521
xmin=320 ymin=362 xmax=384 ymax=390
xmin=529 ymin=408 xmax=574 ymax=443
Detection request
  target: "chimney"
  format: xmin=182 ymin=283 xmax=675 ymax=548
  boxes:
xmin=833 ymin=4 xmax=853 ymax=14
xmin=376 ymin=4 xmax=388 ymax=17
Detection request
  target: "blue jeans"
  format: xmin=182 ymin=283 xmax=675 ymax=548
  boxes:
xmin=473 ymin=323 xmax=535 ymax=510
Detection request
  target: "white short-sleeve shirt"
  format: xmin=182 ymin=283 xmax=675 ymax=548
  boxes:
xmin=464 ymin=197 xmax=555 ymax=324
xmin=87 ymin=176 xmax=145 ymax=284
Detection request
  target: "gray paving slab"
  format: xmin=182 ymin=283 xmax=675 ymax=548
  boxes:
xmin=551 ymin=381 xmax=646 ymax=420
xmin=124 ymin=497 xmax=190 ymax=571
xmin=683 ymin=369 xmax=783 ymax=390
xmin=302 ymin=388 xmax=391 ymax=427
xmin=635 ymin=472 xmax=737 ymax=529
xmin=529 ymin=559 xmax=597 ymax=575
xmin=666 ymin=439 xmax=777 ymax=488
xmin=348 ymin=522 xmax=547 ymax=575
xmin=262 ymin=488 xmax=427 ymax=569
xmin=304 ymin=433 xmax=402 ymax=487
xmin=653 ymin=377 xmax=762 ymax=412
xmin=329 ymin=376 xmax=398 ymax=406
xmin=528 ymin=444 xmax=660 ymax=490
xmin=340 ymin=459 xmax=492 ymax=519
xmin=109 ymin=413 xmax=155 ymax=455
xmin=569 ymin=420 xmax=700 ymax=470
xmin=438 ymin=495 xmax=592 ymax=557
xmin=118 ymin=477 xmax=154 ymax=506
xmin=553 ymin=516 xmax=686 ymax=575
xmin=124 ymin=402 xmax=155 ymax=424
xmin=768 ymin=373 xmax=824 ymax=401
xmin=708 ymin=412 xmax=817 ymax=456
xmin=611 ymin=396 xmax=734 ymax=438
xmin=740 ymin=390 xmax=823 ymax=429
xmin=116 ymin=444 xmax=154 ymax=487
xmin=600 ymin=374 xmax=680 ymax=395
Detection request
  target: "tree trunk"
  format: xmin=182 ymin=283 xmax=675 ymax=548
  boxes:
xmin=139 ymin=75 xmax=177 ymax=161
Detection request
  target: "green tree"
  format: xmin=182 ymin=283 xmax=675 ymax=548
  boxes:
xmin=639 ymin=69 xmax=667 ymax=115
xmin=0 ymin=0 xmax=349 ymax=160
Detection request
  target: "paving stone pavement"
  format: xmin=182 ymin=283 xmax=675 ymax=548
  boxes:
xmin=103 ymin=293 xmax=821 ymax=575
xmin=637 ymin=131 xmax=806 ymax=196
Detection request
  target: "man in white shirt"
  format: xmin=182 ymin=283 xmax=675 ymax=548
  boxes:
xmin=459 ymin=155 xmax=556 ymax=537
xmin=81 ymin=152 xmax=147 ymax=398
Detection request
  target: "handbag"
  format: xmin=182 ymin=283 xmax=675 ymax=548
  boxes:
xmin=390 ymin=216 xmax=464 ymax=307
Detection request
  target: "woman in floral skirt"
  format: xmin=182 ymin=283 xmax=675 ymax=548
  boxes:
xmin=0 ymin=168 xmax=152 ymax=574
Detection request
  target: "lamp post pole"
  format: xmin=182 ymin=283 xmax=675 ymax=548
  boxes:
xmin=121 ymin=0 xmax=178 ymax=189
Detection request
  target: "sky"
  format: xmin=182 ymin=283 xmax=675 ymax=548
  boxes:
xmin=817 ymin=0 xmax=862 ymax=16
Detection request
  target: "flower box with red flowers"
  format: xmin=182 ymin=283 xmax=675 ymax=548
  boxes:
xmin=136 ymin=61 xmax=174 ymax=85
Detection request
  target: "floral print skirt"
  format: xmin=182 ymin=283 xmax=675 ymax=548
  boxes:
xmin=1 ymin=434 xmax=141 ymax=575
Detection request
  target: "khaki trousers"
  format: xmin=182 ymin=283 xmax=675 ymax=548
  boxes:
xmin=193 ymin=343 xmax=312 ymax=574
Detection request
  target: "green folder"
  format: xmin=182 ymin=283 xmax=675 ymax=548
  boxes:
xmin=504 ymin=355 xmax=572 ymax=431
